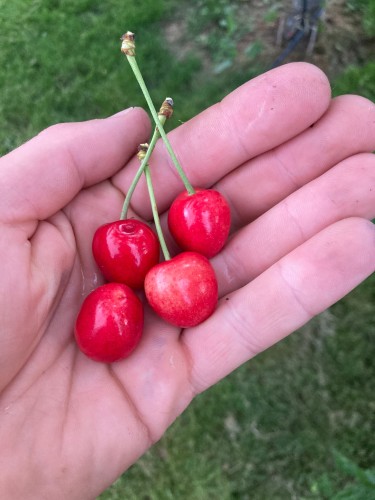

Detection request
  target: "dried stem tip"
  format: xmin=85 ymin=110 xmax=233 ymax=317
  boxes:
xmin=137 ymin=143 xmax=149 ymax=161
xmin=121 ymin=31 xmax=136 ymax=56
xmin=158 ymin=97 xmax=174 ymax=119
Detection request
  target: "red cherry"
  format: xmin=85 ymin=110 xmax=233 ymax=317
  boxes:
xmin=168 ymin=188 xmax=231 ymax=258
xmin=75 ymin=283 xmax=143 ymax=363
xmin=144 ymin=252 xmax=218 ymax=328
xmin=92 ymin=219 xmax=159 ymax=289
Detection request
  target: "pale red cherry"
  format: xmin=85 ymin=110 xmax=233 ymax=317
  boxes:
xmin=144 ymin=251 xmax=218 ymax=328
xmin=92 ymin=219 xmax=159 ymax=289
xmin=75 ymin=283 xmax=143 ymax=363
xmin=168 ymin=188 xmax=231 ymax=258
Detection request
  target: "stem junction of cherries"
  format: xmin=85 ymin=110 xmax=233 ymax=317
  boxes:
xmin=74 ymin=31 xmax=232 ymax=363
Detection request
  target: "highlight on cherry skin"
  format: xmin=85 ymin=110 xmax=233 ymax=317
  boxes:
xmin=144 ymin=251 xmax=219 ymax=329
xmin=92 ymin=219 xmax=160 ymax=289
xmin=168 ymin=188 xmax=231 ymax=258
xmin=74 ymin=283 xmax=144 ymax=363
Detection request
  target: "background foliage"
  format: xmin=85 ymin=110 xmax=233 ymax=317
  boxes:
xmin=1 ymin=0 xmax=374 ymax=498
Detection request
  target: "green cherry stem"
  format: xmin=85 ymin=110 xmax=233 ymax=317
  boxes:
xmin=120 ymin=99 xmax=172 ymax=220
xmin=121 ymin=32 xmax=195 ymax=195
xmin=145 ymin=166 xmax=170 ymax=261
xmin=139 ymin=146 xmax=171 ymax=261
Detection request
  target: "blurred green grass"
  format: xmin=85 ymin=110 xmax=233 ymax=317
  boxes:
xmin=1 ymin=1 xmax=374 ymax=499
xmin=0 ymin=0 xmax=260 ymax=155
xmin=0 ymin=0 xmax=182 ymax=153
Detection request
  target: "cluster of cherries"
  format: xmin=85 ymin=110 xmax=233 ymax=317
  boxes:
xmin=74 ymin=33 xmax=231 ymax=363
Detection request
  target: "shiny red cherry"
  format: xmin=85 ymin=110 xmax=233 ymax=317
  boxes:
xmin=92 ymin=219 xmax=159 ymax=289
xmin=144 ymin=251 xmax=218 ymax=328
xmin=75 ymin=283 xmax=144 ymax=363
xmin=168 ymin=188 xmax=231 ymax=258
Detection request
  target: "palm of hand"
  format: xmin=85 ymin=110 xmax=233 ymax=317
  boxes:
xmin=0 ymin=64 xmax=374 ymax=499
xmin=0 ymin=143 xmax=190 ymax=499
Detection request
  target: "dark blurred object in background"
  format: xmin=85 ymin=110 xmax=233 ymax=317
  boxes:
xmin=271 ymin=0 xmax=325 ymax=67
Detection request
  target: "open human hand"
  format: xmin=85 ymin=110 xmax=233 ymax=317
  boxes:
xmin=0 ymin=63 xmax=374 ymax=499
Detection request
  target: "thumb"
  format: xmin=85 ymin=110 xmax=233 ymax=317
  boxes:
xmin=0 ymin=107 xmax=150 ymax=226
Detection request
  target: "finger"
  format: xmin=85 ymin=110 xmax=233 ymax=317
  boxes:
xmin=0 ymin=108 xmax=150 ymax=224
xmin=113 ymin=62 xmax=331 ymax=217
xmin=217 ymin=94 xmax=375 ymax=229
xmin=182 ymin=217 xmax=375 ymax=393
xmin=213 ymin=152 xmax=375 ymax=295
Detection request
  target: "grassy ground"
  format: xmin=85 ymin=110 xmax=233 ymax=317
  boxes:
xmin=0 ymin=0 xmax=260 ymax=156
xmin=1 ymin=1 xmax=374 ymax=499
